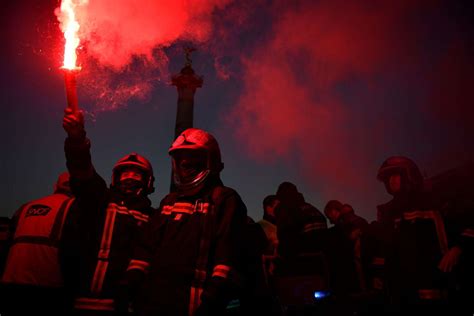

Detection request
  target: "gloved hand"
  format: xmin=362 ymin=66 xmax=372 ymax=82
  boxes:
xmin=194 ymin=280 xmax=232 ymax=316
xmin=63 ymin=108 xmax=85 ymax=139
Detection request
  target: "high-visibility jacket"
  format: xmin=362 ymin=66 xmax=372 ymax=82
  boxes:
xmin=1 ymin=193 xmax=74 ymax=287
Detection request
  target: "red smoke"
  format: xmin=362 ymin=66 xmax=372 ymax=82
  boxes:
xmin=229 ymin=0 xmax=472 ymax=208
xmin=56 ymin=0 xmax=231 ymax=111
xmin=75 ymin=0 xmax=230 ymax=69
xmin=76 ymin=50 xmax=169 ymax=112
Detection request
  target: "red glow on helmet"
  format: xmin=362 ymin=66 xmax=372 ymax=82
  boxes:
xmin=111 ymin=153 xmax=155 ymax=194
xmin=169 ymin=128 xmax=224 ymax=174
xmin=169 ymin=128 xmax=224 ymax=195
xmin=377 ymin=156 xmax=423 ymax=191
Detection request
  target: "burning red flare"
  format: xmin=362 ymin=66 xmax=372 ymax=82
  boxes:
xmin=57 ymin=0 xmax=87 ymax=70
xmin=56 ymin=0 xmax=88 ymax=112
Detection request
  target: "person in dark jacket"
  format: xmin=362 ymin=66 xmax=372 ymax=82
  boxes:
xmin=324 ymin=200 xmax=368 ymax=293
xmin=240 ymin=216 xmax=281 ymax=315
xmin=376 ymin=156 xmax=472 ymax=315
xmin=339 ymin=204 xmax=368 ymax=241
xmin=61 ymin=109 xmax=155 ymax=315
xmin=258 ymin=195 xmax=279 ymax=283
xmin=123 ymin=128 xmax=247 ymax=316
xmin=275 ymin=182 xmax=327 ymax=260
xmin=0 ymin=172 xmax=75 ymax=316
xmin=272 ymin=183 xmax=329 ymax=314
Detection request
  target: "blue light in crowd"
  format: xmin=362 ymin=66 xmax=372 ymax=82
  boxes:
xmin=314 ymin=291 xmax=329 ymax=300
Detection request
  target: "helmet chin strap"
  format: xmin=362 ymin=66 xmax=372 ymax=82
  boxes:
xmin=174 ymin=169 xmax=210 ymax=196
xmin=118 ymin=179 xmax=146 ymax=196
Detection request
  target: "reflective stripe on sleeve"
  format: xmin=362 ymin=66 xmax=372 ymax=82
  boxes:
xmin=418 ymin=289 xmax=446 ymax=300
xmin=127 ymin=259 xmax=150 ymax=273
xmin=162 ymin=202 xmax=210 ymax=216
xmin=402 ymin=210 xmax=449 ymax=254
xmin=462 ymin=228 xmax=474 ymax=238
xmin=90 ymin=260 xmax=108 ymax=295
xmin=90 ymin=204 xmax=117 ymax=295
xmin=212 ymin=264 xmax=231 ymax=278
xmin=303 ymin=222 xmax=327 ymax=233
xmin=188 ymin=286 xmax=203 ymax=316
xmin=74 ymin=298 xmax=114 ymax=311
xmin=372 ymin=257 xmax=385 ymax=266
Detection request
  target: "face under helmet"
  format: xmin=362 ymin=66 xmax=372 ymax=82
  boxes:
xmin=377 ymin=156 xmax=423 ymax=194
xmin=111 ymin=153 xmax=155 ymax=195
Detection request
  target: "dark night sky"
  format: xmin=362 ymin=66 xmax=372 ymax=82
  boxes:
xmin=1 ymin=0 xmax=473 ymax=221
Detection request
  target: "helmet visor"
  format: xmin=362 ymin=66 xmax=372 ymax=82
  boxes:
xmin=172 ymin=149 xmax=208 ymax=185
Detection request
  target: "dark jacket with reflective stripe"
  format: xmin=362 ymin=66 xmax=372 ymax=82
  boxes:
xmin=385 ymin=193 xmax=468 ymax=300
xmin=60 ymin=135 xmax=153 ymax=312
xmin=2 ymin=193 xmax=74 ymax=287
xmin=360 ymin=200 xmax=403 ymax=293
xmin=361 ymin=220 xmax=391 ymax=292
xmin=127 ymin=179 xmax=247 ymax=316
xmin=276 ymin=201 xmax=327 ymax=258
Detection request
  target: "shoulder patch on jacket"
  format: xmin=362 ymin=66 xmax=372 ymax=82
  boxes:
xmin=25 ymin=204 xmax=52 ymax=217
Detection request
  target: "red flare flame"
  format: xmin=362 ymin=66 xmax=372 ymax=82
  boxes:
xmin=57 ymin=0 xmax=87 ymax=70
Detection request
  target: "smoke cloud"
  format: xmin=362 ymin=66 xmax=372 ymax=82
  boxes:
xmin=56 ymin=0 xmax=232 ymax=111
xmin=228 ymin=0 xmax=473 ymax=209
xmin=75 ymin=0 xmax=230 ymax=69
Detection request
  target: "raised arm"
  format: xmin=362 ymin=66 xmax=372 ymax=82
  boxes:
xmin=62 ymin=108 xmax=107 ymax=206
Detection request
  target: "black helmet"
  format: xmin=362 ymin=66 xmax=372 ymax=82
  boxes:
xmin=377 ymin=156 xmax=423 ymax=192
xmin=111 ymin=153 xmax=155 ymax=194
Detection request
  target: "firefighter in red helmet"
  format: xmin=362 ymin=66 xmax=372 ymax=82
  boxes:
xmin=111 ymin=153 xmax=155 ymax=196
xmin=123 ymin=128 xmax=247 ymax=316
xmin=60 ymin=109 xmax=155 ymax=315
xmin=373 ymin=156 xmax=471 ymax=314
xmin=170 ymin=128 xmax=224 ymax=196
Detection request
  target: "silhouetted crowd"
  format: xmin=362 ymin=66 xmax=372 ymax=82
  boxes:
xmin=0 ymin=109 xmax=472 ymax=316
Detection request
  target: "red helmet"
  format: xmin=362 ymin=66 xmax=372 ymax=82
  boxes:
xmin=169 ymin=128 xmax=223 ymax=193
xmin=377 ymin=156 xmax=423 ymax=192
xmin=111 ymin=153 xmax=155 ymax=194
